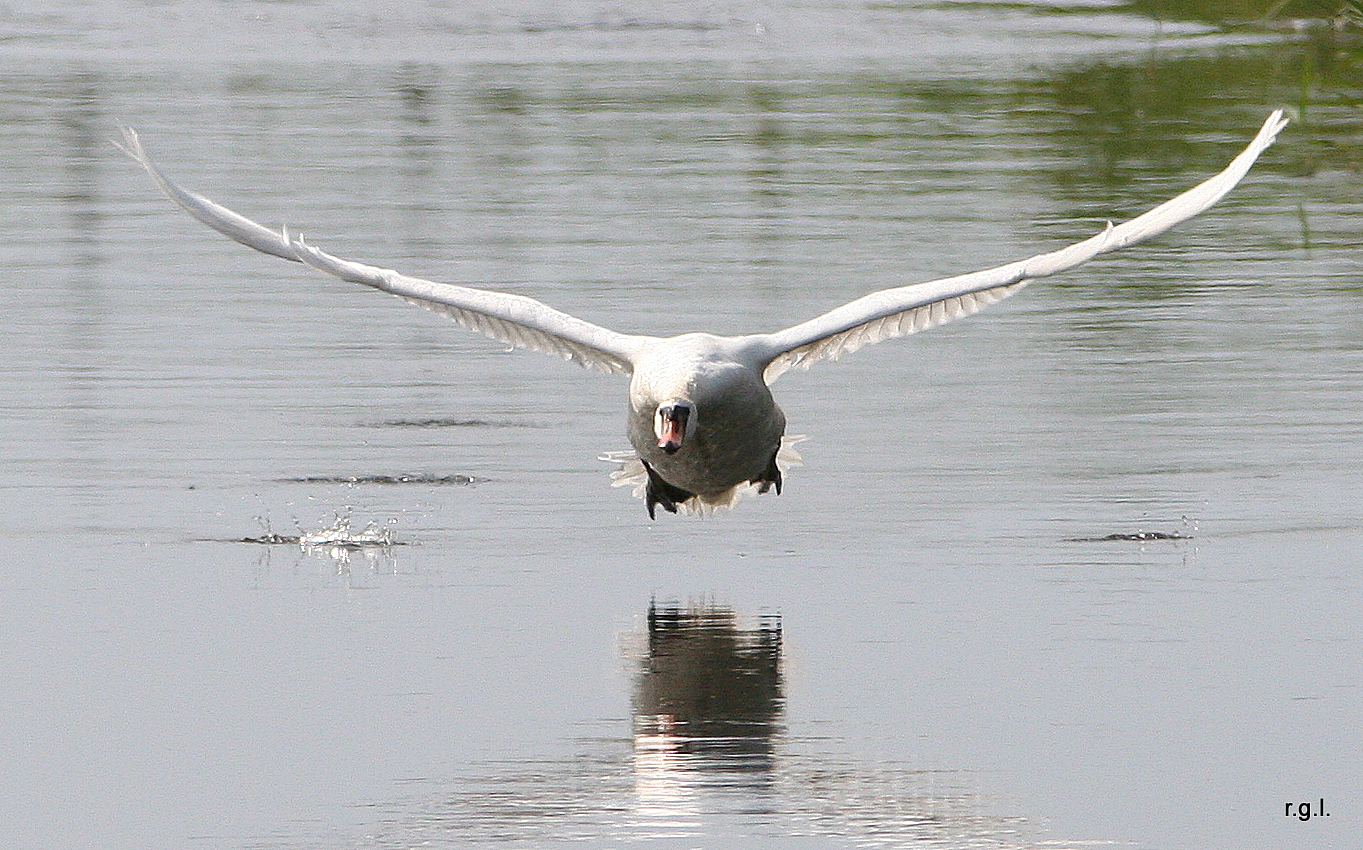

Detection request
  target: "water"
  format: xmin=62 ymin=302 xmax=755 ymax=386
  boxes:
xmin=3 ymin=2 xmax=1360 ymax=848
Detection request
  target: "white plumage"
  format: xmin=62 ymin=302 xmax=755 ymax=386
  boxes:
xmin=119 ymin=110 xmax=1287 ymax=517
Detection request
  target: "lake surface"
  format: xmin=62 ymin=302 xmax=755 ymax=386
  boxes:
xmin=2 ymin=2 xmax=1360 ymax=848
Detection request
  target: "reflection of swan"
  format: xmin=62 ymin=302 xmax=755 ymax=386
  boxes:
xmin=630 ymin=601 xmax=782 ymax=836
xmin=363 ymin=601 xmax=1056 ymax=846
xmin=119 ymin=111 xmax=1286 ymax=517
xmin=634 ymin=601 xmax=783 ymax=761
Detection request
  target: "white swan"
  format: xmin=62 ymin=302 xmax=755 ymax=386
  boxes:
xmin=118 ymin=111 xmax=1287 ymax=517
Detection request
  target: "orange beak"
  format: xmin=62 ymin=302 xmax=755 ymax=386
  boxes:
xmin=656 ymin=405 xmax=689 ymax=454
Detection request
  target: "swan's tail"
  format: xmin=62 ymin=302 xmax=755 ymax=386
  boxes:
xmin=599 ymin=436 xmax=807 ymax=516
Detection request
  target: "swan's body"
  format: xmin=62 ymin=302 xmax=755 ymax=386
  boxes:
xmin=118 ymin=111 xmax=1287 ymax=517
xmin=626 ymin=334 xmax=788 ymax=513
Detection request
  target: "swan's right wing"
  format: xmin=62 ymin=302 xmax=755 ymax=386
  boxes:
xmin=118 ymin=127 xmax=651 ymax=375
xmin=752 ymin=110 xmax=1288 ymax=382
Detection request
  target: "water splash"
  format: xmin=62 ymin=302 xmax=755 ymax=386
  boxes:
xmin=237 ymin=512 xmax=398 ymax=547
xmin=298 ymin=514 xmax=396 ymax=549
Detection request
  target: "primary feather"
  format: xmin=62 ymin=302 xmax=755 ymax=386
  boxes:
xmin=753 ymin=109 xmax=1288 ymax=382
xmin=116 ymin=127 xmax=650 ymax=376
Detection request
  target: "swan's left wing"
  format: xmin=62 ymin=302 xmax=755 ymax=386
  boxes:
xmin=117 ymin=128 xmax=651 ymax=375
xmin=751 ymin=110 xmax=1288 ymax=383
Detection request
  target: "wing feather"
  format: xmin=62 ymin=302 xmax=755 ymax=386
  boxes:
xmin=117 ymin=127 xmax=649 ymax=375
xmin=755 ymin=110 xmax=1288 ymax=383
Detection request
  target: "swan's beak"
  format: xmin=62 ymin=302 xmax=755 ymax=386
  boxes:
xmin=656 ymin=404 xmax=689 ymax=454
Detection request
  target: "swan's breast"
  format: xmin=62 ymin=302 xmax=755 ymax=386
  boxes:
xmin=627 ymin=336 xmax=785 ymax=496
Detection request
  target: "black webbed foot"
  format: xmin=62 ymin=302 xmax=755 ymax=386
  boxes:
xmin=751 ymin=444 xmax=783 ymax=495
xmin=642 ymin=461 xmax=694 ymax=519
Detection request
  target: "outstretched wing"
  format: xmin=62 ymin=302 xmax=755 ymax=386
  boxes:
xmin=117 ymin=127 xmax=651 ymax=375
xmin=752 ymin=110 xmax=1288 ymax=383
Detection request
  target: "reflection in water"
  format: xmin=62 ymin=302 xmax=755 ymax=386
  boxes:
xmin=631 ymin=601 xmax=782 ymax=836
xmin=371 ymin=602 xmax=1048 ymax=848
xmin=635 ymin=600 xmax=783 ymax=764
xmin=55 ymin=69 xmax=111 ymax=531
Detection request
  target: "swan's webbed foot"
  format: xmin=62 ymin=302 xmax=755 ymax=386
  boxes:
xmin=752 ymin=444 xmax=783 ymax=495
xmin=642 ymin=461 xmax=694 ymax=519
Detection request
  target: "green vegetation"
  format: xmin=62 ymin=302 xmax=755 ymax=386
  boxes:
xmin=1129 ymin=0 xmax=1362 ymax=26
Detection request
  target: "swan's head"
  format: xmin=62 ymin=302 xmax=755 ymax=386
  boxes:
xmin=654 ymin=400 xmax=695 ymax=454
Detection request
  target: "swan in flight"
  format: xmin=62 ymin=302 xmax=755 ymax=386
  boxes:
xmin=119 ymin=111 xmax=1286 ymax=517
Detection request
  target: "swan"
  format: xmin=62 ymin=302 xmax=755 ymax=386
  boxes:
xmin=118 ymin=111 xmax=1287 ymax=517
